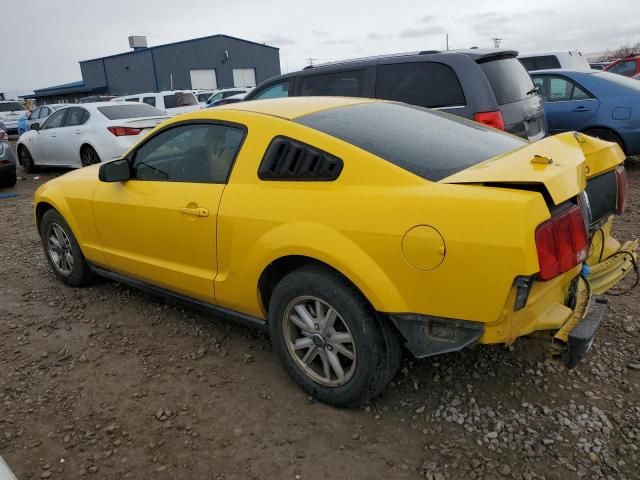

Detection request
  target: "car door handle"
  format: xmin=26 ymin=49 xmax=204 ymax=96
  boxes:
xmin=179 ymin=207 xmax=209 ymax=217
xmin=50 ymin=132 xmax=57 ymax=137
xmin=573 ymin=106 xmax=591 ymax=112
xmin=74 ymin=130 xmax=81 ymax=134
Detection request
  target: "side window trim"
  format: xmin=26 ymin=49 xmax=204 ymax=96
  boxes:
xmin=127 ymin=120 xmax=248 ymax=184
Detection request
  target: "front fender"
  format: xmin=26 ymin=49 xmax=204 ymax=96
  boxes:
xmin=33 ymin=176 xmax=105 ymax=266
xmin=215 ymin=221 xmax=407 ymax=318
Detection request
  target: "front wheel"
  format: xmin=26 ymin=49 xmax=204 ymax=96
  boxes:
xmin=268 ymin=265 xmax=401 ymax=407
xmin=40 ymin=209 xmax=95 ymax=287
xmin=18 ymin=146 xmax=37 ymax=173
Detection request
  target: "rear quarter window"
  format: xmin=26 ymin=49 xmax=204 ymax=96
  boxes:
xmin=479 ymin=57 xmax=536 ymax=105
xmin=375 ymin=62 xmax=465 ymax=108
xmin=295 ymin=102 xmax=526 ymax=181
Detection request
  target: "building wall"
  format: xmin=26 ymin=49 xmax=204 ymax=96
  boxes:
xmin=80 ymin=60 xmax=107 ymax=90
xmin=79 ymin=36 xmax=280 ymax=97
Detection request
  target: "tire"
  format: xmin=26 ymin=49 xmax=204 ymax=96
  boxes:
xmin=18 ymin=146 xmax=37 ymax=174
xmin=268 ymin=265 xmax=401 ymax=407
xmin=40 ymin=209 xmax=96 ymax=287
xmin=80 ymin=145 xmax=101 ymax=167
xmin=0 ymin=171 xmax=17 ymax=188
xmin=583 ymin=128 xmax=625 ymax=154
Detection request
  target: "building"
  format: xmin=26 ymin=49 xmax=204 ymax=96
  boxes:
xmin=23 ymin=34 xmax=280 ymax=105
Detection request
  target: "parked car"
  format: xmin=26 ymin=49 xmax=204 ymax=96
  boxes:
xmin=112 ymin=91 xmax=201 ymax=116
xmin=0 ymin=121 xmax=17 ymax=187
xmin=604 ymin=53 xmax=640 ymax=77
xmin=33 ymin=97 xmax=634 ymax=407
xmin=206 ymin=87 xmax=252 ymax=106
xmin=0 ymin=100 xmax=29 ymax=134
xmin=245 ymin=49 xmax=547 ymax=141
xmin=193 ymin=90 xmax=217 ymax=105
xmin=27 ymin=104 xmax=66 ymax=131
xmin=79 ymin=95 xmax=117 ymax=103
xmin=531 ymin=69 xmax=640 ymax=156
xmin=207 ymin=92 xmax=248 ymax=107
xmin=518 ymin=51 xmax=592 ymax=72
xmin=17 ymin=102 xmax=168 ymax=172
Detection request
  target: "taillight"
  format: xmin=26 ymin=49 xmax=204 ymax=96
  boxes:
xmin=615 ymin=166 xmax=627 ymax=215
xmin=473 ymin=110 xmax=505 ymax=130
xmin=535 ymin=206 xmax=588 ymax=281
xmin=107 ymin=126 xmax=142 ymax=136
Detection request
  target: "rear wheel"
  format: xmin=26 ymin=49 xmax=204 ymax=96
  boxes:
xmin=268 ymin=265 xmax=401 ymax=407
xmin=40 ymin=209 xmax=96 ymax=287
xmin=18 ymin=146 xmax=37 ymax=173
xmin=583 ymin=128 xmax=625 ymax=154
xmin=80 ymin=145 xmax=101 ymax=167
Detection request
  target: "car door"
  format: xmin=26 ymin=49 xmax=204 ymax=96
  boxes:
xmin=532 ymin=74 xmax=599 ymax=133
xmin=62 ymin=107 xmax=91 ymax=166
xmin=92 ymin=121 xmax=246 ymax=302
xmin=32 ymin=108 xmax=68 ymax=164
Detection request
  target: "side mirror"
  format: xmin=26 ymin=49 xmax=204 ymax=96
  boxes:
xmin=30 ymin=123 xmax=40 ymax=131
xmin=99 ymin=158 xmax=131 ymax=181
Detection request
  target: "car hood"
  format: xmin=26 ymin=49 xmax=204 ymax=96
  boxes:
xmin=440 ymin=132 xmax=624 ymax=204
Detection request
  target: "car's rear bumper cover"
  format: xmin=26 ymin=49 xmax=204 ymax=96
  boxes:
xmin=389 ymin=238 xmax=636 ymax=365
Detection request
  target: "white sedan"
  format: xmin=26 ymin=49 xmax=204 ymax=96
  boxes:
xmin=17 ymin=103 xmax=168 ymax=172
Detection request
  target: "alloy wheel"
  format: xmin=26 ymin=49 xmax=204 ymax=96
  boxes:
xmin=46 ymin=223 xmax=74 ymax=276
xmin=282 ymin=296 xmax=357 ymax=387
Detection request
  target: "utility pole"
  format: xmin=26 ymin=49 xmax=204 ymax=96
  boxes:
xmin=306 ymin=57 xmax=318 ymax=67
xmin=446 ymin=33 xmax=449 ymax=51
xmin=491 ymin=37 xmax=502 ymax=48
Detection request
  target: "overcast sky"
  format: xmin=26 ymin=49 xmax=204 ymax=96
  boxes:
xmin=2 ymin=0 xmax=639 ymax=97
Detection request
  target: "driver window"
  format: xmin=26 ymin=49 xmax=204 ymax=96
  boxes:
xmin=131 ymin=123 xmax=245 ymax=183
xmin=41 ymin=109 xmax=67 ymax=129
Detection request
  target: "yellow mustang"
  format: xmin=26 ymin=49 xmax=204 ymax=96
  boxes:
xmin=33 ymin=97 xmax=637 ymax=407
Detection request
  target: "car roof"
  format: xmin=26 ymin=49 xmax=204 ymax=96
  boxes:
xmin=529 ymin=68 xmax=591 ymax=75
xmin=213 ymin=96 xmax=377 ymax=120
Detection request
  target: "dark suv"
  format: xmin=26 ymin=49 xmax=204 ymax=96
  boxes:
xmin=245 ymin=49 xmax=547 ymax=141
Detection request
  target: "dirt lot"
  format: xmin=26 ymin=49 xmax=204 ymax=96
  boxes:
xmin=1 ymin=146 xmax=639 ymax=480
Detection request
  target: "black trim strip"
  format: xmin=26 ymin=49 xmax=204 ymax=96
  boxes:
xmin=88 ymin=263 xmax=267 ymax=332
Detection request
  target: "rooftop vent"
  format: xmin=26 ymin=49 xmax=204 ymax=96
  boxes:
xmin=128 ymin=36 xmax=148 ymax=51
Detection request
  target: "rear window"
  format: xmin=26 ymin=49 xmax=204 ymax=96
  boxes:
xmin=519 ymin=55 xmax=561 ymax=71
xmin=296 ymin=102 xmax=526 ymax=181
xmin=98 ymin=104 xmax=166 ymax=120
xmin=375 ymin=62 xmax=465 ymax=108
xmin=0 ymin=102 xmax=26 ymax=112
xmin=300 ymin=70 xmax=365 ymax=97
xmin=164 ymin=92 xmax=198 ymax=109
xmin=479 ymin=57 xmax=536 ymax=105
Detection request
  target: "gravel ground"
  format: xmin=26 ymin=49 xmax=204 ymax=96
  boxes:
xmin=1 ymin=146 xmax=639 ymax=480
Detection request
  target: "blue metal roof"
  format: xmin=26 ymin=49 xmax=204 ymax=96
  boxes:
xmin=79 ymin=34 xmax=279 ymax=64
xmin=21 ymin=80 xmax=107 ymax=98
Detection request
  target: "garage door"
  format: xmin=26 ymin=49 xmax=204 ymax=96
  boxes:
xmin=232 ymin=68 xmax=256 ymax=88
xmin=190 ymin=69 xmax=218 ymax=89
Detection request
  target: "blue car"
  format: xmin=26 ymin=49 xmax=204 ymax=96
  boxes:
xmin=531 ymin=69 xmax=640 ymax=156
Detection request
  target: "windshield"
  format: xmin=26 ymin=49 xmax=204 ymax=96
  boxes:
xmin=97 ymin=104 xmax=167 ymax=120
xmin=0 ymin=102 xmax=26 ymax=112
xmin=163 ymin=92 xmax=198 ymax=108
xmin=479 ymin=57 xmax=536 ymax=105
xmin=296 ymin=102 xmax=526 ymax=181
